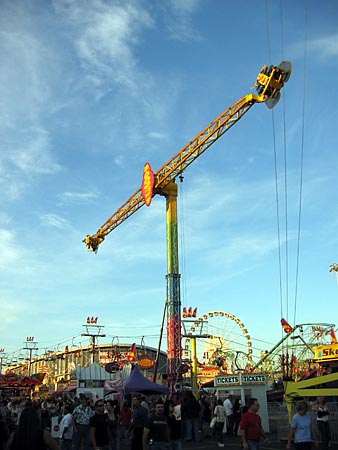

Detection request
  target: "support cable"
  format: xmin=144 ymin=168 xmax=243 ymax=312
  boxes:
xmin=265 ymin=0 xmax=284 ymax=341
xmin=272 ymin=112 xmax=284 ymax=326
xmin=178 ymin=176 xmax=187 ymax=310
xmin=279 ymin=0 xmax=290 ymax=325
xmin=293 ymin=0 xmax=308 ymax=326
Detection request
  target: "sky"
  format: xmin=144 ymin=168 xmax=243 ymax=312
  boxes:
xmin=1 ymin=0 xmax=338 ymax=369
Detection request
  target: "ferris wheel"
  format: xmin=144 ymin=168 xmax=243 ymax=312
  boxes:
xmin=183 ymin=310 xmax=253 ymax=372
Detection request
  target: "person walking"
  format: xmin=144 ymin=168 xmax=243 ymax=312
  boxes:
xmin=239 ymin=398 xmax=270 ymax=450
xmin=119 ymin=399 xmax=132 ymax=448
xmin=40 ymin=401 xmax=51 ymax=431
xmin=7 ymin=402 xmax=60 ymax=450
xmin=0 ymin=411 xmax=9 ymax=450
xmin=223 ymin=394 xmax=234 ymax=436
xmin=287 ymin=401 xmax=317 ymax=450
xmin=233 ymin=399 xmax=242 ymax=435
xmin=143 ymin=399 xmax=170 ymax=450
xmin=213 ymin=399 xmax=226 ymax=448
xmin=7 ymin=400 xmax=21 ymax=434
xmin=72 ymin=396 xmax=93 ymax=450
xmin=181 ymin=391 xmax=201 ymax=442
xmin=89 ymin=399 xmax=111 ymax=450
xmin=59 ymin=405 xmax=73 ymax=450
xmin=106 ymin=399 xmax=120 ymax=450
xmin=141 ymin=397 xmax=150 ymax=413
xmin=130 ymin=395 xmax=148 ymax=450
xmin=200 ymin=396 xmax=212 ymax=438
xmin=164 ymin=400 xmax=182 ymax=450
xmin=315 ymin=397 xmax=331 ymax=450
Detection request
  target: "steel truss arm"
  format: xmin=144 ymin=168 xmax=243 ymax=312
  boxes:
xmin=84 ymin=62 xmax=291 ymax=252
xmin=83 ymin=95 xmax=259 ymax=252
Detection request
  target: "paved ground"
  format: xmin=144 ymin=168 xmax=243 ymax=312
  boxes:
xmin=75 ymin=432 xmax=338 ymax=450
xmin=182 ymin=434 xmax=285 ymax=450
xmin=182 ymin=435 xmax=338 ymax=450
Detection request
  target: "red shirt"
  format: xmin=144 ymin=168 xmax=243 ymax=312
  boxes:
xmin=240 ymin=411 xmax=262 ymax=440
xmin=120 ymin=407 xmax=132 ymax=426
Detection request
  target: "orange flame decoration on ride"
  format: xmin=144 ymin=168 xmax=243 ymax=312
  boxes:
xmin=330 ymin=328 xmax=337 ymax=344
xmin=87 ymin=317 xmax=98 ymax=324
xmin=182 ymin=307 xmax=198 ymax=318
xmin=141 ymin=162 xmax=155 ymax=207
xmin=281 ymin=318 xmax=293 ymax=333
xmin=127 ymin=343 xmax=137 ymax=362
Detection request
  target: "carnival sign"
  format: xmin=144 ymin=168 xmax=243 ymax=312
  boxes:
xmin=314 ymin=343 xmax=338 ymax=361
xmin=215 ymin=373 xmax=266 ymax=387
xmin=137 ymin=355 xmax=155 ymax=370
xmin=104 ymin=378 xmax=124 ymax=391
xmin=105 ymin=362 xmax=122 ymax=374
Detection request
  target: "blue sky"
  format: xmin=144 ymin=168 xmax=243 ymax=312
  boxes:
xmin=1 ymin=0 xmax=338 ymax=367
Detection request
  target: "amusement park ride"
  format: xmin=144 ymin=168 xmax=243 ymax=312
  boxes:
xmin=253 ymin=321 xmax=338 ymax=418
xmin=84 ymin=62 xmax=293 ymax=397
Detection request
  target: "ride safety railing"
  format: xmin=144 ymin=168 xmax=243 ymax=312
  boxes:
xmin=268 ymin=402 xmax=338 ymax=444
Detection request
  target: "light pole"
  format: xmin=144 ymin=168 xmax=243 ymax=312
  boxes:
xmin=81 ymin=317 xmax=106 ymax=364
xmin=23 ymin=337 xmax=39 ymax=376
xmin=182 ymin=307 xmax=211 ymax=394
xmin=0 ymin=349 xmax=6 ymax=374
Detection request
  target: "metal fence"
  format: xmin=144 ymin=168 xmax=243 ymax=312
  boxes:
xmin=268 ymin=402 xmax=338 ymax=444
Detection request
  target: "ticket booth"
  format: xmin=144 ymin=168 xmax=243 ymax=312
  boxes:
xmin=214 ymin=373 xmax=269 ymax=432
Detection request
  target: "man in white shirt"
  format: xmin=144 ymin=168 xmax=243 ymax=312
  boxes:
xmin=60 ymin=404 xmax=74 ymax=450
xmin=223 ymin=394 xmax=234 ymax=436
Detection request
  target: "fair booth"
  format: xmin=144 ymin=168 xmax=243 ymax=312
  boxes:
xmin=214 ymin=373 xmax=269 ymax=432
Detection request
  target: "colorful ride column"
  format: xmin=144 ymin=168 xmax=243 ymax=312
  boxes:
xmin=161 ymin=181 xmax=182 ymax=397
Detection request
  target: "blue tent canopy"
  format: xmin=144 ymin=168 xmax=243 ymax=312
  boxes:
xmin=123 ymin=366 xmax=169 ymax=395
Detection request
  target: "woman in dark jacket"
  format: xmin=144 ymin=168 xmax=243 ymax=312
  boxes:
xmin=316 ymin=397 xmax=331 ymax=450
xmin=106 ymin=399 xmax=120 ymax=450
xmin=8 ymin=403 xmax=60 ymax=450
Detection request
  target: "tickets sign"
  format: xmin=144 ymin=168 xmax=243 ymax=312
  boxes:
xmin=215 ymin=375 xmax=240 ymax=386
xmin=215 ymin=373 xmax=266 ymax=387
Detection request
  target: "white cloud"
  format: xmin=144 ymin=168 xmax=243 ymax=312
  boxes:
xmin=52 ymin=0 xmax=154 ymax=92
xmin=290 ymin=33 xmax=338 ymax=62
xmin=309 ymin=33 xmax=338 ymax=58
xmin=0 ymin=9 xmax=53 ymax=126
xmin=148 ymin=131 xmax=169 ymax=140
xmin=0 ymin=229 xmax=25 ymax=270
xmin=163 ymin=0 xmax=203 ymax=42
xmin=10 ymin=127 xmax=61 ymax=175
xmin=40 ymin=214 xmax=71 ymax=229
xmin=170 ymin=0 xmax=202 ymax=14
xmin=0 ymin=126 xmax=61 ymax=200
xmin=57 ymin=191 xmax=98 ymax=205
xmin=0 ymin=213 xmax=11 ymax=226
xmin=0 ymin=3 xmax=64 ymax=199
xmin=208 ymin=233 xmax=279 ymax=269
xmin=0 ymin=165 xmax=23 ymax=200
xmin=114 ymin=155 xmax=126 ymax=168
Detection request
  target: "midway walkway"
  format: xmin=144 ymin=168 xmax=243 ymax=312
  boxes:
xmin=182 ymin=434 xmax=282 ymax=450
xmin=182 ymin=433 xmax=338 ymax=450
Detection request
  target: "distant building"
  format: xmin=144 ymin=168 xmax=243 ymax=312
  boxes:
xmin=4 ymin=343 xmax=167 ymax=395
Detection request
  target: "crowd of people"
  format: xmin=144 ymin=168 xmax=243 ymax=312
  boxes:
xmin=0 ymin=391 xmax=248 ymax=449
xmin=0 ymin=392 xmax=333 ymax=450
